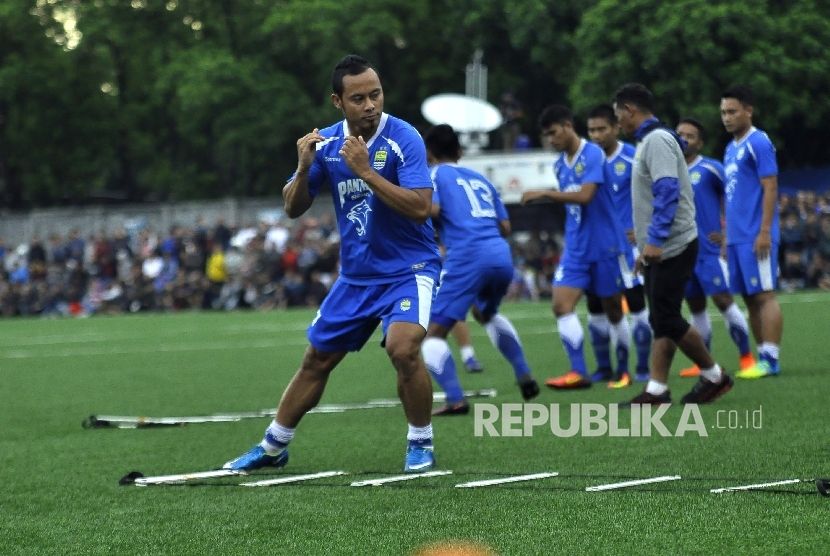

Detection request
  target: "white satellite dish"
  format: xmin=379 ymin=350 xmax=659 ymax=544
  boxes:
xmin=421 ymin=93 xmax=503 ymax=133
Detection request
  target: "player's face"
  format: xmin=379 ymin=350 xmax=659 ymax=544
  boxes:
xmin=540 ymin=123 xmax=571 ymax=152
xmin=676 ymin=123 xmax=703 ymax=157
xmin=720 ymin=98 xmax=752 ymax=136
xmin=613 ymin=102 xmax=637 ymax=138
xmin=333 ymin=69 xmax=384 ymax=137
xmin=587 ymin=117 xmax=619 ymax=151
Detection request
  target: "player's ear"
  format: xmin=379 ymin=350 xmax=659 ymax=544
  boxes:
xmin=331 ymin=93 xmax=342 ymax=110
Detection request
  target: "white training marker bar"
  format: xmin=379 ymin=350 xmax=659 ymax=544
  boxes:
xmin=586 ymin=475 xmax=682 ymax=492
xmin=351 ymin=470 xmax=453 ymax=487
xmin=710 ymin=479 xmax=801 ymax=493
xmin=135 ymin=469 xmax=243 ymax=486
xmin=455 ymin=472 xmax=558 ymax=488
xmin=240 ymin=471 xmax=347 ymax=487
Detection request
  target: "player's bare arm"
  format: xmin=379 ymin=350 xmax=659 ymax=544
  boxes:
xmin=755 ymin=175 xmax=777 ymax=259
xmin=498 ymin=219 xmax=511 ymax=238
xmin=284 ymin=129 xmax=324 ymax=218
xmin=520 ymin=183 xmax=598 ymax=206
xmin=340 ymin=135 xmax=432 ymax=224
xmin=430 ymin=202 xmax=441 ymax=220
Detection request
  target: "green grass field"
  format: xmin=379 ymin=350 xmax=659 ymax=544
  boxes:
xmin=2 ymin=292 xmax=829 ymax=555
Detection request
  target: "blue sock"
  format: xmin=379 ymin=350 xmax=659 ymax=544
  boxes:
xmin=729 ymin=325 xmax=749 ymax=355
xmin=557 ymin=313 xmax=588 ymax=376
xmin=631 ymin=311 xmax=652 ymax=371
xmin=484 ymin=314 xmax=532 ymax=380
xmin=722 ymin=304 xmax=751 ymax=356
xmin=421 ymin=338 xmax=465 ymax=403
xmin=588 ymin=314 xmax=612 ymax=370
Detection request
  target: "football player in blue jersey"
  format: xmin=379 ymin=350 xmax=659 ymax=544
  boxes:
xmin=585 ymin=105 xmax=652 ymax=387
xmin=520 ymin=105 xmax=629 ymax=390
xmin=422 ymin=124 xmax=539 ymax=415
xmin=675 ymin=118 xmax=756 ymax=378
xmin=223 ymin=55 xmax=441 ymax=473
xmin=720 ymin=86 xmax=783 ymax=378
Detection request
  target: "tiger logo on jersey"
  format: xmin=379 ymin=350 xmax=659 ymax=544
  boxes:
xmin=347 ymin=199 xmax=372 ymax=236
xmin=373 ymin=148 xmax=388 ymax=170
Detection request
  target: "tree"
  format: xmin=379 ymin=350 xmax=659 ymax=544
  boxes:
xmin=571 ymin=0 xmax=830 ymax=165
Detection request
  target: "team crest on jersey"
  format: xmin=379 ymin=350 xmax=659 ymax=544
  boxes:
xmin=737 ymin=147 xmax=745 ymax=160
xmin=400 ymin=299 xmax=411 ymax=312
xmin=373 ymin=148 xmax=388 ymax=170
xmin=690 ymin=171 xmax=701 ymax=185
xmin=750 ymin=277 xmax=758 ymax=286
xmin=714 ymin=277 xmax=722 ymax=286
xmin=347 ymin=199 xmax=372 ymax=236
xmin=614 ymin=161 xmax=626 ymax=176
xmin=574 ymin=161 xmax=585 ymax=178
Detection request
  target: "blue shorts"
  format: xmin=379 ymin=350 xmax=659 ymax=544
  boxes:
xmin=727 ymin=242 xmax=778 ymax=295
xmin=431 ymin=262 xmax=513 ymax=326
xmin=685 ymin=253 xmax=730 ymax=298
xmin=307 ymin=273 xmax=437 ymax=352
xmin=553 ymin=253 xmax=626 ymax=298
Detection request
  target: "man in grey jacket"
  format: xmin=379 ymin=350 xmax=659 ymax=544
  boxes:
xmin=612 ymin=83 xmax=733 ymax=406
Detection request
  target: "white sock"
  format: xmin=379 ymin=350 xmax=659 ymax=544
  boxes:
xmin=557 ymin=313 xmax=583 ymax=350
xmin=630 ymin=309 xmax=650 ymax=328
xmin=484 ymin=313 xmax=522 ymax=347
xmin=460 ymin=345 xmax=476 ymax=361
xmin=721 ymin=303 xmax=749 ymax=334
xmin=691 ymin=311 xmax=712 ymax=347
xmin=760 ymin=342 xmax=780 ymax=359
xmin=587 ymin=313 xmax=610 ymax=336
xmin=422 ymin=337 xmax=452 ymax=375
xmin=261 ymin=421 xmax=294 ymax=454
xmin=609 ymin=316 xmax=631 ymax=351
xmin=407 ymin=424 xmax=433 ymax=443
xmin=646 ymin=379 xmax=668 ymax=395
xmin=700 ymin=364 xmax=723 ymax=382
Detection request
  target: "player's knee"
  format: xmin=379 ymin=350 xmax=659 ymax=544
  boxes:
xmin=552 ymin=298 xmax=574 ymax=317
xmin=301 ymin=346 xmax=341 ymax=376
xmin=652 ymin=316 xmax=690 ymax=344
xmin=386 ymin=340 xmax=420 ymax=373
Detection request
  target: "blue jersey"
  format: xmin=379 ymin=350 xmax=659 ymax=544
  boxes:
xmin=604 ymin=142 xmax=636 ymax=232
xmin=554 ymin=140 xmax=626 ymax=262
xmin=688 ymin=156 xmax=726 ymax=257
xmin=723 ymin=127 xmax=779 ymax=245
xmin=295 ymin=113 xmax=441 ymax=285
xmin=430 ymin=164 xmax=511 ymax=266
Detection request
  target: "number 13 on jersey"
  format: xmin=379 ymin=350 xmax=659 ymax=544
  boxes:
xmin=457 ymin=178 xmax=497 ymax=218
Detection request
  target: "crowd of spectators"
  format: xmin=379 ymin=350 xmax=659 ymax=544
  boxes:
xmin=778 ymin=191 xmax=830 ymax=291
xmin=1 ymin=190 xmax=828 ymax=318
xmin=0 ymin=213 xmax=340 ymax=318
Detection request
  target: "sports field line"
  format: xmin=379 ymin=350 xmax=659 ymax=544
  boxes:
xmin=455 ymin=472 xmax=559 ymax=488
xmin=585 ymin=475 xmax=682 ymax=492
xmin=710 ymin=479 xmax=802 ymax=493
xmin=351 ymin=470 xmax=453 ymax=486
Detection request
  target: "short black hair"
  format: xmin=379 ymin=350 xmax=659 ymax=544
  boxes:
xmin=722 ymin=85 xmax=754 ymax=107
xmin=423 ymin=124 xmax=461 ymax=160
xmin=588 ymin=104 xmax=617 ymax=125
xmin=678 ymin=117 xmax=706 ymax=142
xmin=538 ymin=105 xmax=573 ymax=129
xmin=612 ymin=83 xmax=654 ymax=114
xmin=332 ymin=55 xmax=378 ymax=97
